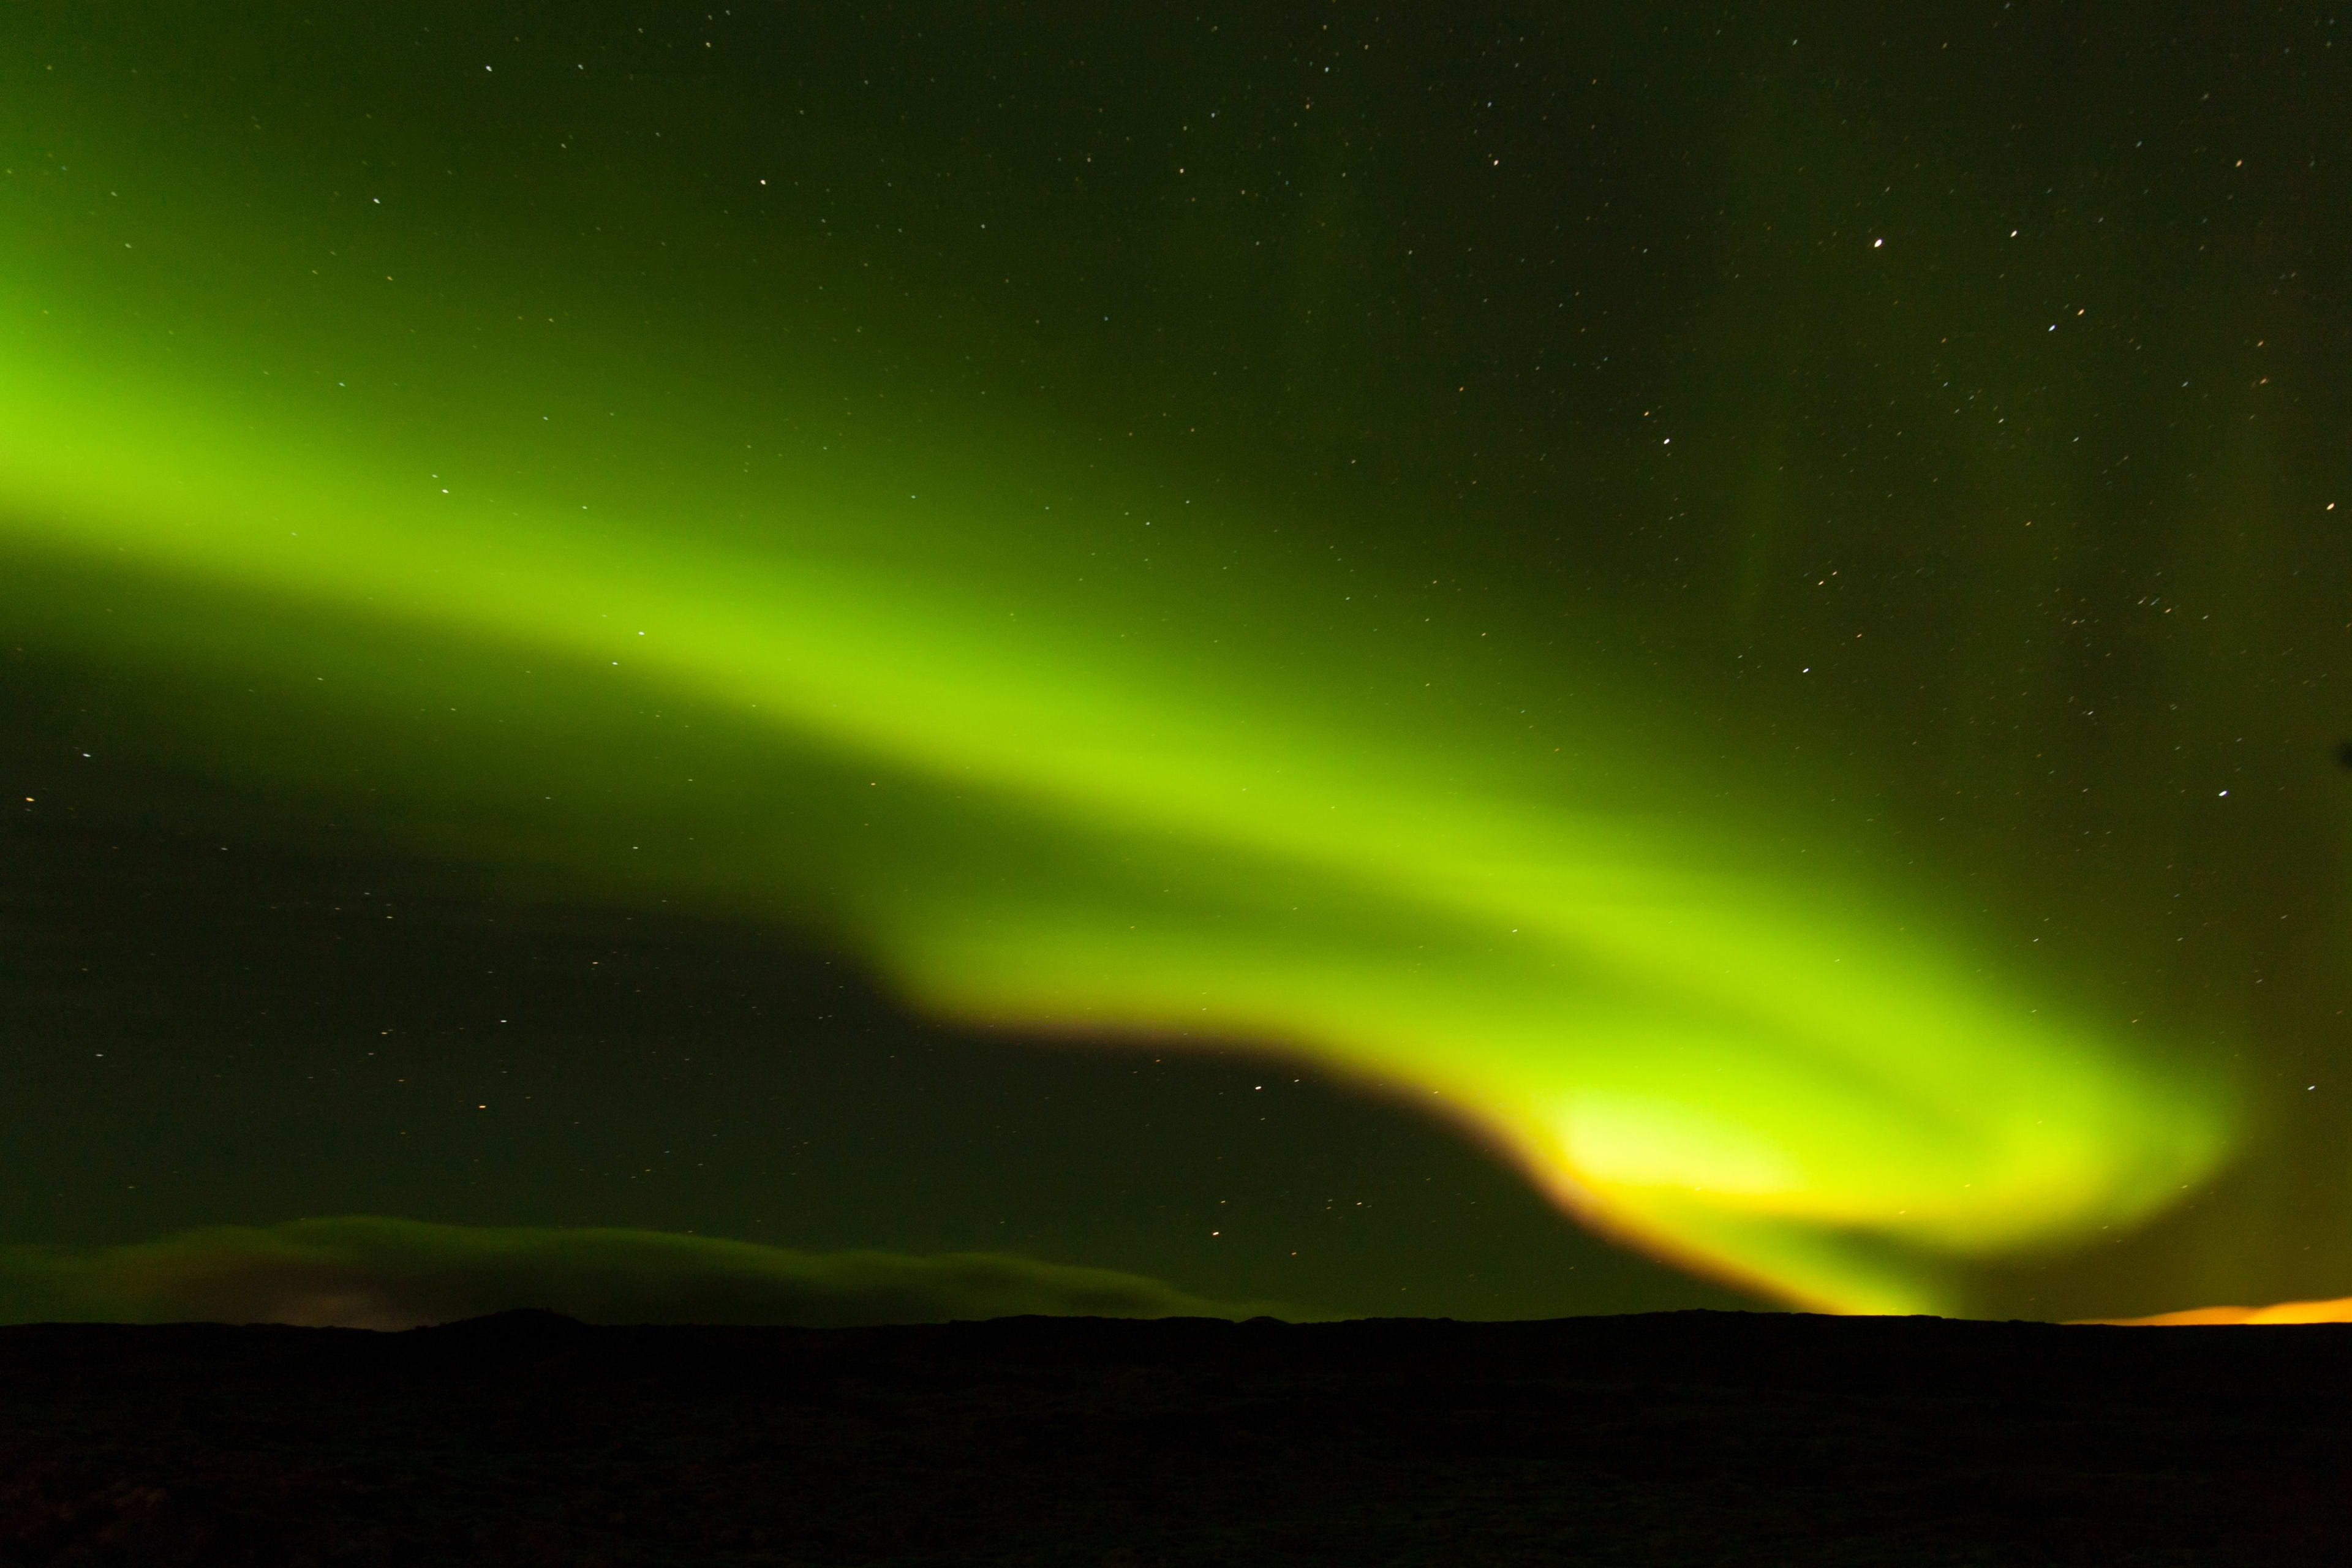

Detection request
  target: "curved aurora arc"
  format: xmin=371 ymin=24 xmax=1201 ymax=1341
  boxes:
xmin=0 ymin=20 xmax=2252 ymax=1317
xmin=0 ymin=295 xmax=2234 ymax=1318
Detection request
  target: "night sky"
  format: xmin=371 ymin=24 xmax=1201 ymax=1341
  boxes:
xmin=4 ymin=3 xmax=2349 ymax=1327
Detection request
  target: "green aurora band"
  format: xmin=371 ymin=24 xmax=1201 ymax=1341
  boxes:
xmin=8 ymin=6 xmax=2343 ymax=1317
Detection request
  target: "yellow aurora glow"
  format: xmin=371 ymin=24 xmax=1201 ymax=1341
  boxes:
xmin=0 ymin=264 xmax=2233 ymax=1314
xmin=11 ymin=7 xmax=2321 ymax=1320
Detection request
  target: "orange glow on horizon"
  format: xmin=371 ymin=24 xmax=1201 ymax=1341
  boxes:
xmin=2090 ymin=1296 xmax=2352 ymax=1326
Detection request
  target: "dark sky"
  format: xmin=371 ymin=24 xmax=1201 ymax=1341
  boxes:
xmin=2 ymin=2 xmax=2348 ymax=1325
xmin=2 ymin=664 xmax=1743 ymax=1321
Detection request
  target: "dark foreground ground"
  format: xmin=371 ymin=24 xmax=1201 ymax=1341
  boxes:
xmin=2 ymin=1309 xmax=2347 ymax=1567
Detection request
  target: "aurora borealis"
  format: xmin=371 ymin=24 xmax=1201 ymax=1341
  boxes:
xmin=4 ymin=5 xmax=2349 ymax=1323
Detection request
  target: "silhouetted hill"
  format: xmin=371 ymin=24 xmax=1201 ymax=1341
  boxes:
xmin=3 ymin=1310 xmax=2346 ymax=1565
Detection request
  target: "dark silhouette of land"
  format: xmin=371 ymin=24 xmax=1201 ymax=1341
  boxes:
xmin=2 ymin=1308 xmax=2346 ymax=1566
